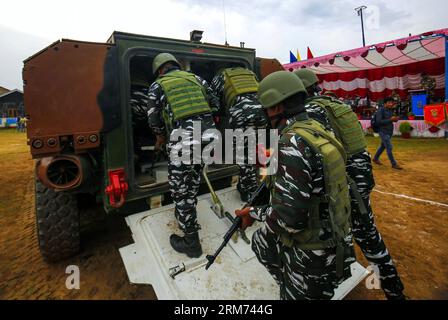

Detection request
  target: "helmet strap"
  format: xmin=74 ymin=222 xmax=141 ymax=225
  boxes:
xmin=314 ymin=84 xmax=323 ymax=95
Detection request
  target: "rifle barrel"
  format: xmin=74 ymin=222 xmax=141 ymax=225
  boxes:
xmin=205 ymin=216 xmax=242 ymax=270
xmin=205 ymin=179 xmax=268 ymax=271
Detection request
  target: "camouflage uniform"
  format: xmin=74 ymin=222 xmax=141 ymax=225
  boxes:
xmin=147 ymin=67 xmax=220 ymax=234
xmin=131 ymin=84 xmax=150 ymax=126
xmin=130 ymin=84 xmax=151 ymax=155
xmin=305 ymin=100 xmax=405 ymax=299
xmin=249 ymin=112 xmax=355 ymax=300
xmin=210 ymin=71 xmax=267 ymax=198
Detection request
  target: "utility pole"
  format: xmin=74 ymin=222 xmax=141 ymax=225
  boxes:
xmin=355 ymin=6 xmax=369 ymax=108
xmin=355 ymin=6 xmax=367 ymax=47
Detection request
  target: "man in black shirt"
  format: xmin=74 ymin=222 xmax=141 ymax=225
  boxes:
xmin=373 ymin=97 xmax=403 ymax=170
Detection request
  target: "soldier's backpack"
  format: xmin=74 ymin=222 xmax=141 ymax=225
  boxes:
xmin=156 ymin=70 xmax=211 ymax=129
xmin=279 ymin=119 xmax=352 ymax=277
xmin=309 ymin=96 xmax=367 ymax=156
xmin=223 ymin=68 xmax=259 ymax=108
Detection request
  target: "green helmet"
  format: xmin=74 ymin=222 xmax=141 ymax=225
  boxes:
xmin=258 ymin=71 xmax=307 ymax=109
xmin=152 ymin=53 xmax=180 ymax=75
xmin=294 ymin=69 xmax=319 ymax=88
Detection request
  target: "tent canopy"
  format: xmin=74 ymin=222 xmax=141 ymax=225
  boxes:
xmin=283 ymin=29 xmax=447 ymax=102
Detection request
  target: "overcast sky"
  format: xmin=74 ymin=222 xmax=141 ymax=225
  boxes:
xmin=1 ymin=0 xmax=446 ymax=89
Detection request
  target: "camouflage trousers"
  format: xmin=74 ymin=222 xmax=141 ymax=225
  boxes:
xmin=167 ymin=141 xmax=203 ymax=235
xmin=347 ymin=151 xmax=404 ymax=298
xmin=235 ymin=137 xmax=259 ymax=199
xmin=229 ymin=98 xmax=267 ymax=198
xmin=252 ymin=225 xmax=355 ymax=300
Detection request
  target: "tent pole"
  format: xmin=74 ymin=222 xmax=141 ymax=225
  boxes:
xmin=445 ymin=35 xmax=448 ymax=102
xmin=445 ymin=35 xmax=447 ymax=138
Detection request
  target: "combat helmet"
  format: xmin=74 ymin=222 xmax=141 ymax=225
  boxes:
xmin=152 ymin=53 xmax=181 ymax=75
xmin=258 ymin=71 xmax=307 ymax=109
xmin=293 ymin=68 xmax=319 ymax=89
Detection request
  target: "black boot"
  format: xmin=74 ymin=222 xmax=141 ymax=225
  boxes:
xmin=385 ymin=292 xmax=407 ymax=300
xmin=383 ymin=278 xmax=406 ymax=300
xmin=170 ymin=232 xmax=202 ymax=258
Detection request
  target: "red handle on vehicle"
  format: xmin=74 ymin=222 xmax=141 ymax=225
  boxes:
xmin=105 ymin=169 xmax=128 ymax=208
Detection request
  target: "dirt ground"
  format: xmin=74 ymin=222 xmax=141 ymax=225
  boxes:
xmin=0 ymin=129 xmax=447 ymax=300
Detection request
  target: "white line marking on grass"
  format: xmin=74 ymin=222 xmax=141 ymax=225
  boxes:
xmin=373 ymin=189 xmax=448 ymax=208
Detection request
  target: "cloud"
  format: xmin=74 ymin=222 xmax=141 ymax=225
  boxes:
xmin=0 ymin=25 xmax=51 ymax=90
xmin=0 ymin=0 xmax=446 ymax=89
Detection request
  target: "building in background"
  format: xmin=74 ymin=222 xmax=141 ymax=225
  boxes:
xmin=0 ymin=86 xmax=9 ymax=96
xmin=0 ymin=89 xmax=24 ymax=118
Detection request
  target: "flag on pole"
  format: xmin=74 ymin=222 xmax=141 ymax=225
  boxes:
xmin=289 ymin=51 xmax=297 ymax=63
xmin=296 ymin=49 xmax=301 ymax=61
xmin=307 ymin=47 xmax=314 ymax=59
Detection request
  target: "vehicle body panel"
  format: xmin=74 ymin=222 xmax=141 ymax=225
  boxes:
xmin=23 ymin=40 xmax=111 ymax=158
xmin=23 ymin=31 xmax=284 ymax=213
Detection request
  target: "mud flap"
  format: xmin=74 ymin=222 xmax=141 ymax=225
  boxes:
xmin=119 ymin=187 xmax=369 ymax=300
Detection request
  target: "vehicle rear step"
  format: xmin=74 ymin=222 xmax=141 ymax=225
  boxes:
xmin=119 ymin=187 xmax=369 ymax=300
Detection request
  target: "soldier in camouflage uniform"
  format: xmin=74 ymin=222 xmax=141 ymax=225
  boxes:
xmin=295 ymin=69 xmax=405 ymax=300
xmin=236 ymin=71 xmax=355 ymax=300
xmin=210 ymin=67 xmax=267 ymax=201
xmin=147 ymin=53 xmax=220 ymax=258
xmin=130 ymin=78 xmax=151 ymax=160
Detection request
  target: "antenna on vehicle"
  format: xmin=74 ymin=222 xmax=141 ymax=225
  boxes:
xmin=222 ymin=0 xmax=229 ymax=46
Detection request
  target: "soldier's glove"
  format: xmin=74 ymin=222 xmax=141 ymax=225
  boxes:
xmin=155 ymin=135 xmax=166 ymax=151
xmin=235 ymin=207 xmax=255 ymax=230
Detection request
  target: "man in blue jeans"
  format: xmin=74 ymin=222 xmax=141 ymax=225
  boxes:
xmin=373 ymin=97 xmax=403 ymax=170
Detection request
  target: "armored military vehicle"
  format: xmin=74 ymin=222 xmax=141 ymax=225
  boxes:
xmin=23 ymin=31 xmax=369 ymax=299
xmin=23 ymin=31 xmax=284 ymax=262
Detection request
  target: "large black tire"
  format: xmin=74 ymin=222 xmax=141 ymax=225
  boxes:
xmin=35 ymin=180 xmax=81 ymax=262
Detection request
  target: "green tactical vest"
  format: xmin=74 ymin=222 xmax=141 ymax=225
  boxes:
xmin=156 ymin=70 xmax=212 ymax=126
xmin=308 ymin=96 xmax=367 ymax=156
xmin=223 ymin=68 xmax=259 ymax=107
xmin=278 ymin=119 xmax=352 ymax=257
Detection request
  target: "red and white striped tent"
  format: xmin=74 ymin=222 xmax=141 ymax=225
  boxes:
xmin=283 ymin=29 xmax=448 ymax=102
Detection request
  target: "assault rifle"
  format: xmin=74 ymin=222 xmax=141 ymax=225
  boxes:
xmin=205 ymin=178 xmax=269 ymax=270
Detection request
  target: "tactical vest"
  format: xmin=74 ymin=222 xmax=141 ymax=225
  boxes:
xmin=156 ymin=70 xmax=211 ymax=126
xmin=278 ymin=119 xmax=352 ymax=275
xmin=308 ymin=96 xmax=367 ymax=156
xmin=223 ymin=68 xmax=259 ymax=107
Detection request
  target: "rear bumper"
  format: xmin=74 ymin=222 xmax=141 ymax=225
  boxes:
xmin=126 ymin=165 xmax=239 ymax=203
